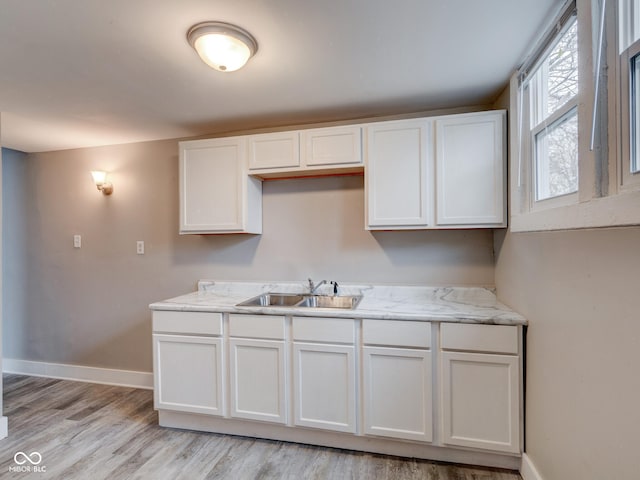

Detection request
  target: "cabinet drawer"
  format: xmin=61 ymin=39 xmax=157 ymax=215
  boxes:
xmin=229 ymin=314 xmax=285 ymax=340
xmin=153 ymin=311 xmax=222 ymax=336
xmin=441 ymin=323 xmax=518 ymax=355
xmin=293 ymin=317 xmax=355 ymax=344
xmin=363 ymin=320 xmax=431 ymax=349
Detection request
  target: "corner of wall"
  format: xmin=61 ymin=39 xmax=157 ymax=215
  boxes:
xmin=520 ymin=453 xmax=545 ymax=480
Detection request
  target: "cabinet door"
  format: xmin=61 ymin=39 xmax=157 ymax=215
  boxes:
xmin=179 ymin=137 xmax=262 ymax=234
xmin=363 ymin=347 xmax=432 ymax=442
xmin=435 ymin=111 xmax=505 ymax=226
xmin=248 ymin=131 xmax=300 ymax=170
xmin=301 ymin=126 xmax=362 ymax=167
xmin=229 ymin=338 xmax=287 ymax=424
xmin=153 ymin=334 xmax=224 ymax=416
xmin=366 ymin=119 xmax=432 ymax=228
xmin=442 ymin=351 xmax=519 ymax=453
xmin=293 ymin=342 xmax=356 ymax=433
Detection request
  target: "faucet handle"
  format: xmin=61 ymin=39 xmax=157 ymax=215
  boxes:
xmin=330 ymin=281 xmax=339 ymax=295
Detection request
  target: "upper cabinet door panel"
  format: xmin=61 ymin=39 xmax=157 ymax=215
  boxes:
xmin=435 ymin=111 xmax=506 ymax=226
xmin=302 ymin=126 xmax=362 ymax=167
xmin=366 ymin=119 xmax=431 ymax=228
xmin=248 ymin=131 xmax=300 ymax=170
xmin=179 ymin=137 xmax=262 ymax=234
xmin=180 ymin=137 xmax=245 ymax=232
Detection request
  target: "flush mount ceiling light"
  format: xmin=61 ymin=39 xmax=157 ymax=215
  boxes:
xmin=187 ymin=21 xmax=258 ymax=72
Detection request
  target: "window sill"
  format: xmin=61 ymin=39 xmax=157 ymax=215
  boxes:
xmin=510 ymin=189 xmax=640 ymax=232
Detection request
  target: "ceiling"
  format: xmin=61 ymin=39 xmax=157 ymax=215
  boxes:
xmin=0 ymin=0 xmax=560 ymax=153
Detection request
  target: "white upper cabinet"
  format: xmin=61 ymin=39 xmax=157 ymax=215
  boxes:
xmin=248 ymin=131 xmax=300 ymax=170
xmin=179 ymin=110 xmax=505 ymax=233
xmin=248 ymin=126 xmax=363 ymax=178
xmin=435 ymin=111 xmax=506 ymax=227
xmin=366 ymin=111 xmax=506 ymax=230
xmin=301 ymin=125 xmax=362 ymax=167
xmin=365 ymin=119 xmax=432 ymax=229
xmin=179 ymin=137 xmax=262 ymax=234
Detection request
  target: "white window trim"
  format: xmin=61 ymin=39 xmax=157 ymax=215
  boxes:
xmin=510 ymin=0 xmax=640 ymax=232
xmin=618 ymin=12 xmax=640 ymax=189
xmin=530 ymin=103 xmax=579 ymax=209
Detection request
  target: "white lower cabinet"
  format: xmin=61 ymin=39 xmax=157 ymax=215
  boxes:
xmin=229 ymin=338 xmax=287 ymax=424
xmin=362 ymin=319 xmax=432 ymax=442
xmin=363 ymin=346 xmax=432 ymax=442
xmin=441 ymin=323 xmax=520 ymax=454
xmin=153 ymin=310 xmax=523 ymax=466
xmin=153 ymin=334 xmax=224 ymax=416
xmin=293 ymin=342 xmax=356 ymax=433
xmin=228 ymin=314 xmax=287 ymax=424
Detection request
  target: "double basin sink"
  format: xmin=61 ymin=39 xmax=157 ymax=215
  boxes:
xmin=237 ymin=292 xmax=362 ymax=310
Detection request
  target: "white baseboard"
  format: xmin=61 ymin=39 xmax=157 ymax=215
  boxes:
xmin=2 ymin=359 xmax=153 ymax=390
xmin=0 ymin=416 xmax=7 ymax=439
xmin=520 ymin=453 xmax=544 ymax=480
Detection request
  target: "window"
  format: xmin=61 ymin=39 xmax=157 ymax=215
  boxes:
xmin=529 ymin=20 xmax=579 ymax=201
xmin=510 ymin=0 xmax=640 ymax=231
xmin=631 ymin=53 xmax=640 ymax=173
xmin=518 ymin=5 xmax=579 ymax=210
xmin=621 ymin=0 xmax=640 ymax=184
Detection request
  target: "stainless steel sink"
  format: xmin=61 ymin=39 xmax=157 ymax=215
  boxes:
xmin=296 ymin=295 xmax=362 ymax=309
xmin=237 ymin=293 xmax=362 ymax=310
xmin=237 ymin=293 xmax=304 ymax=307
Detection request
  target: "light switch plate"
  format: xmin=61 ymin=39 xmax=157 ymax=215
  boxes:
xmin=73 ymin=235 xmax=81 ymax=248
xmin=136 ymin=240 xmax=144 ymax=255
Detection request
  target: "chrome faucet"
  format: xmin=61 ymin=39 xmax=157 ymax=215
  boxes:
xmin=308 ymin=278 xmax=327 ymax=294
xmin=308 ymin=278 xmax=339 ymax=295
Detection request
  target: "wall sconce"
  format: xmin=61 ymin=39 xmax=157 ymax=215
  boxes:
xmin=91 ymin=170 xmax=113 ymax=195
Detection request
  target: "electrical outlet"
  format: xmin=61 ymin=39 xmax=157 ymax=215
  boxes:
xmin=136 ymin=240 xmax=145 ymax=255
xmin=73 ymin=235 xmax=81 ymax=248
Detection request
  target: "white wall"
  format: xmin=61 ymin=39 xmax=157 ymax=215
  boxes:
xmin=494 ymin=228 xmax=640 ymax=480
xmin=2 ymin=139 xmax=495 ymax=373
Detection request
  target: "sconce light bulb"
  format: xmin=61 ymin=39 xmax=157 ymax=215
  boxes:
xmin=90 ymin=170 xmax=113 ymax=195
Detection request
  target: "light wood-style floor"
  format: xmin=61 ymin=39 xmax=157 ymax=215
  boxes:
xmin=0 ymin=374 xmax=522 ymax=479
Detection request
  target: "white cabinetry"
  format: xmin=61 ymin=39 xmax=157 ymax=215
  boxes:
xmin=228 ymin=314 xmax=287 ymax=424
xmin=248 ymin=125 xmax=363 ymax=178
xmin=362 ymin=320 xmax=432 ymax=442
xmin=248 ymin=131 xmax=300 ymax=170
xmin=179 ymin=137 xmax=262 ymax=234
xmin=152 ymin=311 xmax=224 ymax=416
xmin=440 ymin=323 xmax=520 ymax=454
xmin=301 ymin=125 xmax=362 ymax=167
xmin=365 ymin=110 xmax=506 ymax=230
xmin=365 ymin=119 xmax=432 ymax=229
xmin=292 ymin=316 xmax=356 ymax=433
xmin=435 ymin=111 xmax=505 ymax=226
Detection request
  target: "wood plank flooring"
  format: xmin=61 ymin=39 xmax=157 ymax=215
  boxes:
xmin=0 ymin=374 xmax=522 ymax=479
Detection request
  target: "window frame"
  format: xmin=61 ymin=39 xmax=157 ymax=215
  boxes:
xmin=619 ymin=15 xmax=640 ymax=190
xmin=509 ymin=0 xmax=640 ymax=232
xmin=518 ymin=8 xmax=581 ymax=214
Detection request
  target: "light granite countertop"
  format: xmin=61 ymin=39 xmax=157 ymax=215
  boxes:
xmin=149 ymin=280 xmax=526 ymax=326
